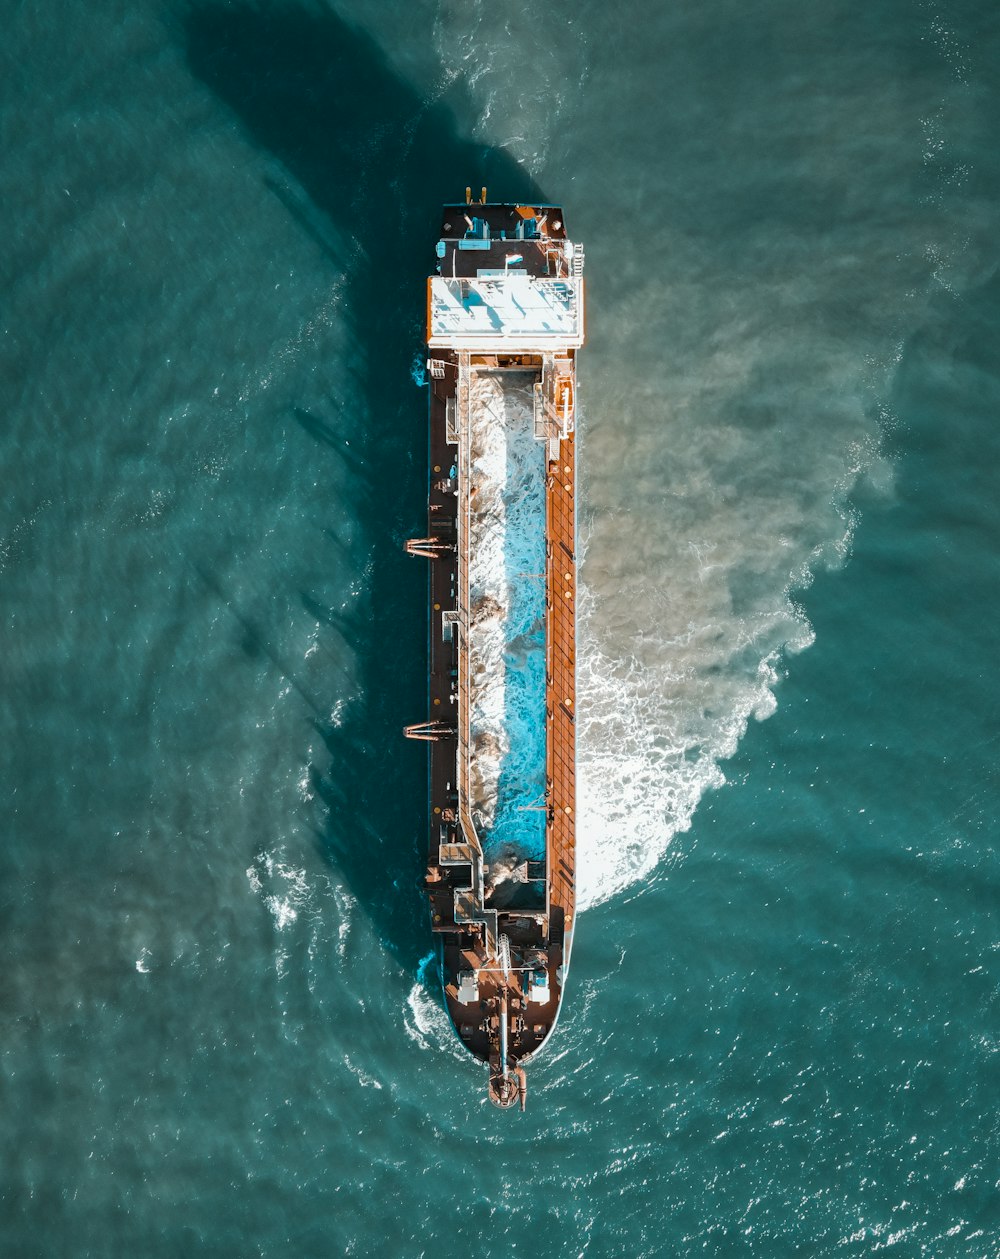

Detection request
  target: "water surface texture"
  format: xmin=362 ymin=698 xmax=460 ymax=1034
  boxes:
xmin=2 ymin=1 xmax=998 ymax=1255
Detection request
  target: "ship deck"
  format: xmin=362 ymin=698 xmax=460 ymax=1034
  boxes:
xmin=426 ymin=370 xmax=459 ymax=828
xmin=422 ymin=368 xmax=577 ymax=924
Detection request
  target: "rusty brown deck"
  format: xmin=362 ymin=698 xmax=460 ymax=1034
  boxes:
xmin=546 ymin=428 xmax=576 ymax=944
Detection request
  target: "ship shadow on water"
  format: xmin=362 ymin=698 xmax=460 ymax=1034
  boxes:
xmin=183 ymin=3 xmax=545 ymax=976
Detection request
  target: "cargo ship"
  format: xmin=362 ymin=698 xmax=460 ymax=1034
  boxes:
xmin=405 ymin=192 xmax=584 ymax=1109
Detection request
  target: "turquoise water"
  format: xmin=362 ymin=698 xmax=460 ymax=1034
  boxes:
xmin=2 ymin=1 xmax=998 ymax=1254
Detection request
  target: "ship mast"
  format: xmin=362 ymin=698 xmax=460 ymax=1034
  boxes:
xmin=487 ymin=936 xmax=527 ymax=1110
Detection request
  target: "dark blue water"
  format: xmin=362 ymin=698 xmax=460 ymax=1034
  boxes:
xmin=2 ymin=2 xmax=997 ymax=1254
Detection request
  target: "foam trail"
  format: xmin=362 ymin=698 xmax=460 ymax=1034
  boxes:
xmin=574 ymin=485 xmax=849 ymax=913
xmin=576 ymin=603 xmax=789 ymax=912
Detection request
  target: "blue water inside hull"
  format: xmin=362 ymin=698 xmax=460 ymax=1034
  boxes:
xmin=481 ymin=386 xmax=547 ymax=866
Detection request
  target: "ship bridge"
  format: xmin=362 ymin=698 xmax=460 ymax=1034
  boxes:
xmin=427 ymin=275 xmax=584 ymax=351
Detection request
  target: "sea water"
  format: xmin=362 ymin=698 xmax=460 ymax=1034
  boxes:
xmin=1 ymin=1 xmax=998 ymax=1255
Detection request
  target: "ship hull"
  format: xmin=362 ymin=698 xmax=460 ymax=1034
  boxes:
xmin=407 ymin=199 xmax=583 ymax=1108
